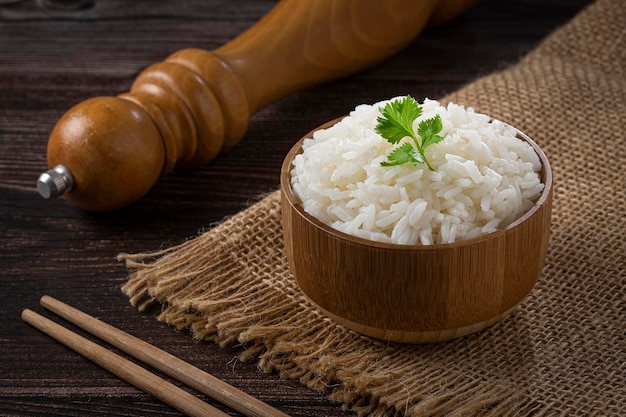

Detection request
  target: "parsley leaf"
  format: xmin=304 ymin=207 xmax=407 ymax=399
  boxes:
xmin=375 ymin=96 xmax=422 ymax=144
xmin=380 ymin=143 xmax=423 ymax=166
xmin=376 ymin=96 xmax=445 ymax=171
xmin=418 ymin=115 xmax=445 ymax=148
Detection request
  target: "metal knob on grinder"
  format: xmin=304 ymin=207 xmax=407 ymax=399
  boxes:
xmin=37 ymin=0 xmax=477 ymax=211
xmin=37 ymin=165 xmax=74 ymax=199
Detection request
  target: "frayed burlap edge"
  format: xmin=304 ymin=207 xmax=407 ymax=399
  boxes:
xmin=120 ymin=192 xmax=533 ymax=417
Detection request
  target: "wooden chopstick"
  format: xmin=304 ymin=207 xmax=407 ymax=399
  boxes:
xmin=22 ymin=308 xmax=229 ymax=417
xmin=24 ymin=295 xmax=291 ymax=417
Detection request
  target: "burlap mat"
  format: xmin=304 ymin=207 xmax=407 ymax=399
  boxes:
xmin=121 ymin=0 xmax=625 ymax=415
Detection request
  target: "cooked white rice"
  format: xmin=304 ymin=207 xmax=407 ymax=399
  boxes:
xmin=290 ymin=98 xmax=545 ymax=245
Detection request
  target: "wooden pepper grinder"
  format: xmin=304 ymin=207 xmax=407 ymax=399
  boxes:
xmin=37 ymin=0 xmax=476 ymax=211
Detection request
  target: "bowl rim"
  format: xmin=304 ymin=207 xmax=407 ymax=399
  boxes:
xmin=281 ymin=116 xmax=553 ymax=251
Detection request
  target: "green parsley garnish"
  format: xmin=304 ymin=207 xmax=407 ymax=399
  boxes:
xmin=375 ymin=96 xmax=446 ymax=171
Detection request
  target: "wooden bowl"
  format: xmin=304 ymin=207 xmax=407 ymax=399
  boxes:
xmin=280 ymin=118 xmax=553 ymax=343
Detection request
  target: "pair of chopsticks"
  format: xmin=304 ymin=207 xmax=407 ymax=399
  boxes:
xmin=22 ymin=296 xmax=290 ymax=417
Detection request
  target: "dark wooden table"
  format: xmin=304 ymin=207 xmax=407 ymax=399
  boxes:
xmin=0 ymin=1 xmax=594 ymax=415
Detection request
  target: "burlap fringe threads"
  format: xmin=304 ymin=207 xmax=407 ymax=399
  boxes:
xmin=121 ymin=192 xmax=537 ymax=417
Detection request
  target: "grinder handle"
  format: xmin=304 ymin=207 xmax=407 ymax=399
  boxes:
xmin=40 ymin=0 xmax=476 ymax=211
